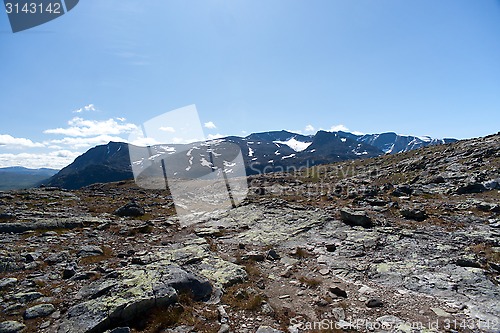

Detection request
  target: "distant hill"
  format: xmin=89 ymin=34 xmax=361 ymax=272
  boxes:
xmin=0 ymin=167 xmax=59 ymax=190
xmin=43 ymin=142 xmax=132 ymax=190
xmin=44 ymin=129 xmax=456 ymax=190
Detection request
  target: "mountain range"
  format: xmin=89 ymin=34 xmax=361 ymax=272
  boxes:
xmin=43 ymin=130 xmax=456 ymax=190
xmin=0 ymin=167 xmax=59 ymax=191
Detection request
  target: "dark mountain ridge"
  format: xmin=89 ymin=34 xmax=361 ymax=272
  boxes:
xmin=44 ymin=130 xmax=457 ymax=189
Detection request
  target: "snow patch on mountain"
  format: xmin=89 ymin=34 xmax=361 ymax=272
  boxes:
xmin=273 ymin=138 xmax=311 ymax=152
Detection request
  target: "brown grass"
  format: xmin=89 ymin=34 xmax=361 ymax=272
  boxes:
xmin=298 ymin=276 xmax=322 ymax=288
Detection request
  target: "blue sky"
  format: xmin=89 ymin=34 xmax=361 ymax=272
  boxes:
xmin=1 ymin=0 xmax=499 ymax=168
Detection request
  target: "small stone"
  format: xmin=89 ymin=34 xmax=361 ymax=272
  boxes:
xmin=366 ymin=298 xmax=384 ymax=308
xmin=329 ymin=286 xmax=347 ymax=298
xmin=24 ymin=303 xmax=55 ymax=319
xmin=218 ymin=324 xmax=230 ymax=333
xmin=400 ymin=207 xmax=427 ymax=221
xmin=331 ymin=307 xmax=346 ymax=321
xmin=266 ymin=249 xmax=280 ymax=261
xmin=78 ymin=245 xmax=104 ymax=257
xmin=62 ymin=267 xmax=76 ymax=279
xmin=325 ymin=243 xmax=336 ymax=252
xmin=256 ymin=326 xmax=284 ymax=333
xmin=278 ymin=294 xmax=290 ymax=299
xmin=242 ymin=251 xmax=265 ymax=262
xmin=110 ymin=328 xmax=131 ymax=333
xmin=217 ymin=305 xmax=229 ymax=323
xmin=377 ymin=315 xmax=403 ymax=325
xmin=281 ymin=266 xmax=293 ymax=278
xmin=39 ymin=321 xmax=51 ymax=329
xmin=0 ymin=278 xmax=17 ymax=290
xmin=0 ymin=321 xmax=26 ymax=333
xmin=430 ymin=307 xmax=451 ymax=317
xmin=319 ymin=268 xmax=329 ymax=276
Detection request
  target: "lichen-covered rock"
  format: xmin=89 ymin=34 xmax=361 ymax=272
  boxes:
xmin=0 ymin=321 xmax=26 ymax=333
xmin=57 ymin=264 xmax=211 ymax=333
xmin=24 ymin=303 xmax=55 ymax=319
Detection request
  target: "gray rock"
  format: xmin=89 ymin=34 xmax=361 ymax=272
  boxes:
xmin=24 ymin=303 xmax=55 ymax=319
xmin=217 ymin=324 xmax=230 ymax=333
xmin=266 ymin=249 xmax=280 ymax=261
xmin=109 ymin=328 xmax=131 ymax=333
xmin=392 ymin=185 xmax=413 ymax=196
xmin=78 ymin=245 xmax=104 ymax=257
xmin=456 ymin=183 xmax=486 ymax=194
xmin=483 ymin=178 xmax=500 ymax=190
xmin=329 ymin=286 xmax=347 ymax=298
xmin=44 ymin=251 xmax=70 ymax=265
xmin=400 ymin=207 xmax=427 ymax=221
xmin=255 ymin=326 xmax=284 ymax=333
xmin=0 ymin=217 xmax=101 ymax=233
xmin=13 ymin=292 xmax=43 ymax=304
xmin=340 ymin=209 xmax=373 ymax=228
xmin=242 ymin=251 xmax=265 ymax=262
xmin=366 ymin=298 xmax=384 ymax=308
xmin=0 ymin=321 xmax=26 ymax=333
xmin=57 ymin=264 xmax=212 ymax=333
xmin=113 ymin=201 xmax=145 ymax=217
xmin=0 ymin=278 xmax=17 ymax=290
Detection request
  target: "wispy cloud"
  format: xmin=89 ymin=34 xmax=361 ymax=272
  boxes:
xmin=0 ymin=134 xmax=45 ymax=148
xmin=204 ymin=121 xmax=217 ymax=129
xmin=206 ymin=133 xmax=225 ymax=140
xmin=44 ymin=117 xmax=137 ymax=137
xmin=0 ymin=150 xmax=81 ymax=169
xmin=304 ymin=124 xmax=315 ymax=133
xmin=330 ymin=124 xmax=349 ymax=132
xmin=329 ymin=124 xmax=364 ymax=135
xmin=73 ymin=104 xmax=97 ymax=114
xmin=46 ymin=135 xmax=127 ymax=150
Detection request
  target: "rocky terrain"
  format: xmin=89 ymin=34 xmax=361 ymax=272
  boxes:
xmin=0 ymin=133 xmax=499 ymax=333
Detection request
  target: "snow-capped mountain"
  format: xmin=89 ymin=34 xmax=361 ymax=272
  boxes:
xmin=44 ymin=130 xmax=456 ymax=189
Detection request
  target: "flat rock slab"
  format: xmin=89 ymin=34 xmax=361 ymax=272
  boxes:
xmin=0 ymin=321 xmax=26 ymax=333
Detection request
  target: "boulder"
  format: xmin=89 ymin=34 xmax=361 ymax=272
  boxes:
xmin=400 ymin=207 xmax=427 ymax=221
xmin=340 ymin=209 xmax=373 ymax=228
xmin=57 ymin=264 xmax=212 ymax=333
xmin=113 ymin=201 xmax=145 ymax=217
xmin=24 ymin=304 xmax=55 ymax=319
xmin=456 ymin=183 xmax=486 ymax=194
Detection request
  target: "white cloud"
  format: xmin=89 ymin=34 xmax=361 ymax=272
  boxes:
xmin=330 ymin=124 xmax=350 ymax=132
xmin=0 ymin=134 xmax=45 ymax=148
xmin=206 ymin=133 xmax=225 ymax=140
xmin=159 ymin=126 xmax=176 ymax=133
xmin=204 ymin=121 xmax=217 ymax=129
xmin=73 ymin=104 xmax=97 ymax=113
xmin=0 ymin=150 xmax=81 ymax=169
xmin=47 ymin=134 xmax=127 ymax=149
xmin=304 ymin=124 xmax=315 ymax=133
xmin=44 ymin=117 xmax=137 ymax=137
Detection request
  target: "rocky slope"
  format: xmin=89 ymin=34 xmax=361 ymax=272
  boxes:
xmin=0 ymin=133 xmax=498 ymax=333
